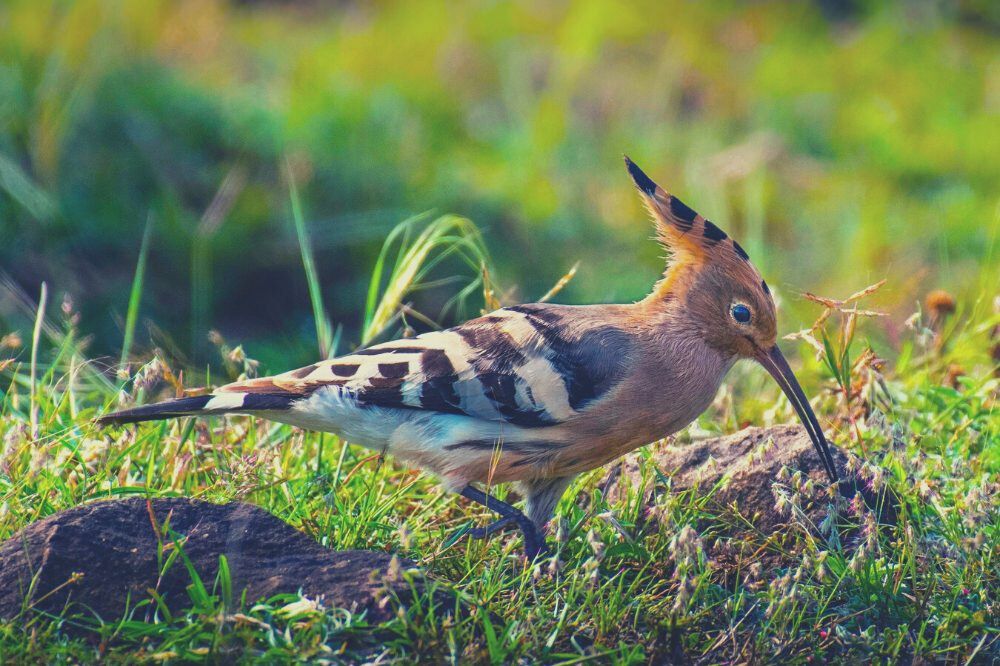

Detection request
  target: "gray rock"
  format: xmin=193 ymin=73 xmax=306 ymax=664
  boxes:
xmin=0 ymin=497 xmax=434 ymax=625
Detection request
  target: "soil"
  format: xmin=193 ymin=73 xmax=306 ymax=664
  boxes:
xmin=0 ymin=497 xmax=438 ymax=627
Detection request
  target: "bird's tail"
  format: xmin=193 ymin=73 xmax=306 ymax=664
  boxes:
xmin=96 ymin=392 xmax=297 ymax=426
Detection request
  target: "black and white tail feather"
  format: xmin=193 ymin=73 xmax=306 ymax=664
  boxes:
xmin=97 ymin=392 xmax=297 ymax=425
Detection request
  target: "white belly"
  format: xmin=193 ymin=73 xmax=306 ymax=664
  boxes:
xmin=265 ymin=386 xmax=563 ymax=489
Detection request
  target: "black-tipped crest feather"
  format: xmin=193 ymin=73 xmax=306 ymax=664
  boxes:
xmin=623 ymin=155 xmax=658 ymax=196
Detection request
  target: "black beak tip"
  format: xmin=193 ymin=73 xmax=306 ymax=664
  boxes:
xmin=757 ymin=345 xmax=841 ymax=486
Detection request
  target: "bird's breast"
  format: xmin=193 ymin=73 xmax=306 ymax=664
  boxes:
xmin=547 ymin=336 xmax=734 ymax=474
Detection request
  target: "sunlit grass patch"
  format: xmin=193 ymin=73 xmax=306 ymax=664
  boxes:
xmin=1 ymin=212 xmax=998 ymax=662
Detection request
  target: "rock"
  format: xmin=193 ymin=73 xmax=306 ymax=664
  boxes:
xmin=0 ymin=498 xmax=433 ymax=626
xmin=601 ymin=424 xmax=892 ymax=532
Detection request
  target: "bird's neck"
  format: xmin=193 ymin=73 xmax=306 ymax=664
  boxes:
xmin=632 ymin=275 xmax=738 ymax=412
xmin=639 ymin=261 xmax=700 ymax=310
xmin=606 ymin=315 xmax=734 ymax=448
xmin=634 ymin=266 xmax=694 ymax=323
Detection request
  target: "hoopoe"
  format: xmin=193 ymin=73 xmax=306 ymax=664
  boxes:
xmin=99 ymin=158 xmax=840 ymax=558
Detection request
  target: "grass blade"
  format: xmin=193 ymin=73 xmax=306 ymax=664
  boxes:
xmin=29 ymin=281 xmax=47 ymax=439
xmin=0 ymin=152 xmax=57 ymax=222
xmin=0 ymin=272 xmax=115 ymax=394
xmin=363 ymin=215 xmax=417 ymax=340
xmin=363 ymin=214 xmax=492 ymax=345
xmin=286 ymin=160 xmax=334 ymax=358
xmin=217 ymin=554 xmax=233 ymax=611
xmin=119 ymin=214 xmax=154 ymax=378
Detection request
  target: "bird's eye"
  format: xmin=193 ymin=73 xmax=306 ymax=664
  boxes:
xmin=731 ymin=303 xmax=752 ymax=324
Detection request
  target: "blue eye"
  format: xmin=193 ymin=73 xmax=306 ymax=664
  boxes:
xmin=731 ymin=304 xmax=752 ymax=324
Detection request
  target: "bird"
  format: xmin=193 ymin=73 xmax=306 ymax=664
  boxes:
xmin=98 ymin=157 xmax=841 ymax=559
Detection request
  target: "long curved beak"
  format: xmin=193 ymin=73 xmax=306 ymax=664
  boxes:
xmin=755 ymin=345 xmax=840 ymax=485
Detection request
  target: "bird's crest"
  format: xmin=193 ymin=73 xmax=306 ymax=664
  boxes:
xmin=624 ymin=156 xmax=760 ymax=295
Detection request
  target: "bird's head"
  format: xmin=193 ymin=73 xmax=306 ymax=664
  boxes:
xmin=625 ymin=156 xmax=839 ymax=485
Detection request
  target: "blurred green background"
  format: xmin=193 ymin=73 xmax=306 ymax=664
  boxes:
xmin=1 ymin=0 xmax=997 ymax=372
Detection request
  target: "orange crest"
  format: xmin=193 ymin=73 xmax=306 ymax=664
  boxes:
xmin=625 ymin=156 xmax=754 ymax=267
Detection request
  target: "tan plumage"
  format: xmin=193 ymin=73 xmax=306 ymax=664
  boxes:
xmin=99 ymin=158 xmax=840 ymax=558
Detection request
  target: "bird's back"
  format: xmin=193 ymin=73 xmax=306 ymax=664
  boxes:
xmin=224 ymin=303 xmax=634 ymax=424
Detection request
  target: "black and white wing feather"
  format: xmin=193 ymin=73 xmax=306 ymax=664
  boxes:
xmin=99 ymin=304 xmax=634 ymax=428
xmin=222 ymin=304 xmax=633 ymax=427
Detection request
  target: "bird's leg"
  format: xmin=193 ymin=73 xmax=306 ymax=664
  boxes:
xmin=523 ymin=476 xmax=575 ymax=531
xmin=459 ymin=485 xmax=548 ymax=559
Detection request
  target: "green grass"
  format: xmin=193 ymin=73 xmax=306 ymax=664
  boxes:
xmin=287 ymin=161 xmax=335 ymax=360
xmin=0 ymin=4 xmax=997 ymax=657
xmin=118 ymin=214 xmax=154 ymax=378
xmin=1 ymin=215 xmax=998 ymax=663
xmin=2 ymin=0 xmax=997 ymax=361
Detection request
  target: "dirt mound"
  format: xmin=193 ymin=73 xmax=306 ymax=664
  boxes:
xmin=0 ymin=498 xmax=433 ymax=626
xmin=602 ymin=424 xmax=891 ymax=532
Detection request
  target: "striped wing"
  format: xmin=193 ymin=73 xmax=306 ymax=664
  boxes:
xmin=220 ymin=304 xmax=633 ymax=427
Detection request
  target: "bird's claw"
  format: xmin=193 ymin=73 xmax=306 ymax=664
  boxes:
xmin=522 ymin=531 xmax=550 ymax=560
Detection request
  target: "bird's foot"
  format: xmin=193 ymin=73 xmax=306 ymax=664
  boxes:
xmin=456 ymin=484 xmax=551 ymax=560
xmin=467 ymin=515 xmax=518 ymax=539
xmin=452 ymin=517 xmax=549 ymax=559
xmin=492 ymin=513 xmax=549 ymax=559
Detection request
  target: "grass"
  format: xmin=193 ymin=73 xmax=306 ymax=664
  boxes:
xmin=1 ymin=215 xmax=998 ymax=664
xmin=1 ymin=3 xmax=997 ymax=660
xmin=3 ymin=0 xmax=997 ymax=360
xmin=287 ymin=161 xmax=335 ymax=360
xmin=362 ymin=212 xmax=494 ymax=345
xmin=118 ymin=214 xmax=154 ymax=378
